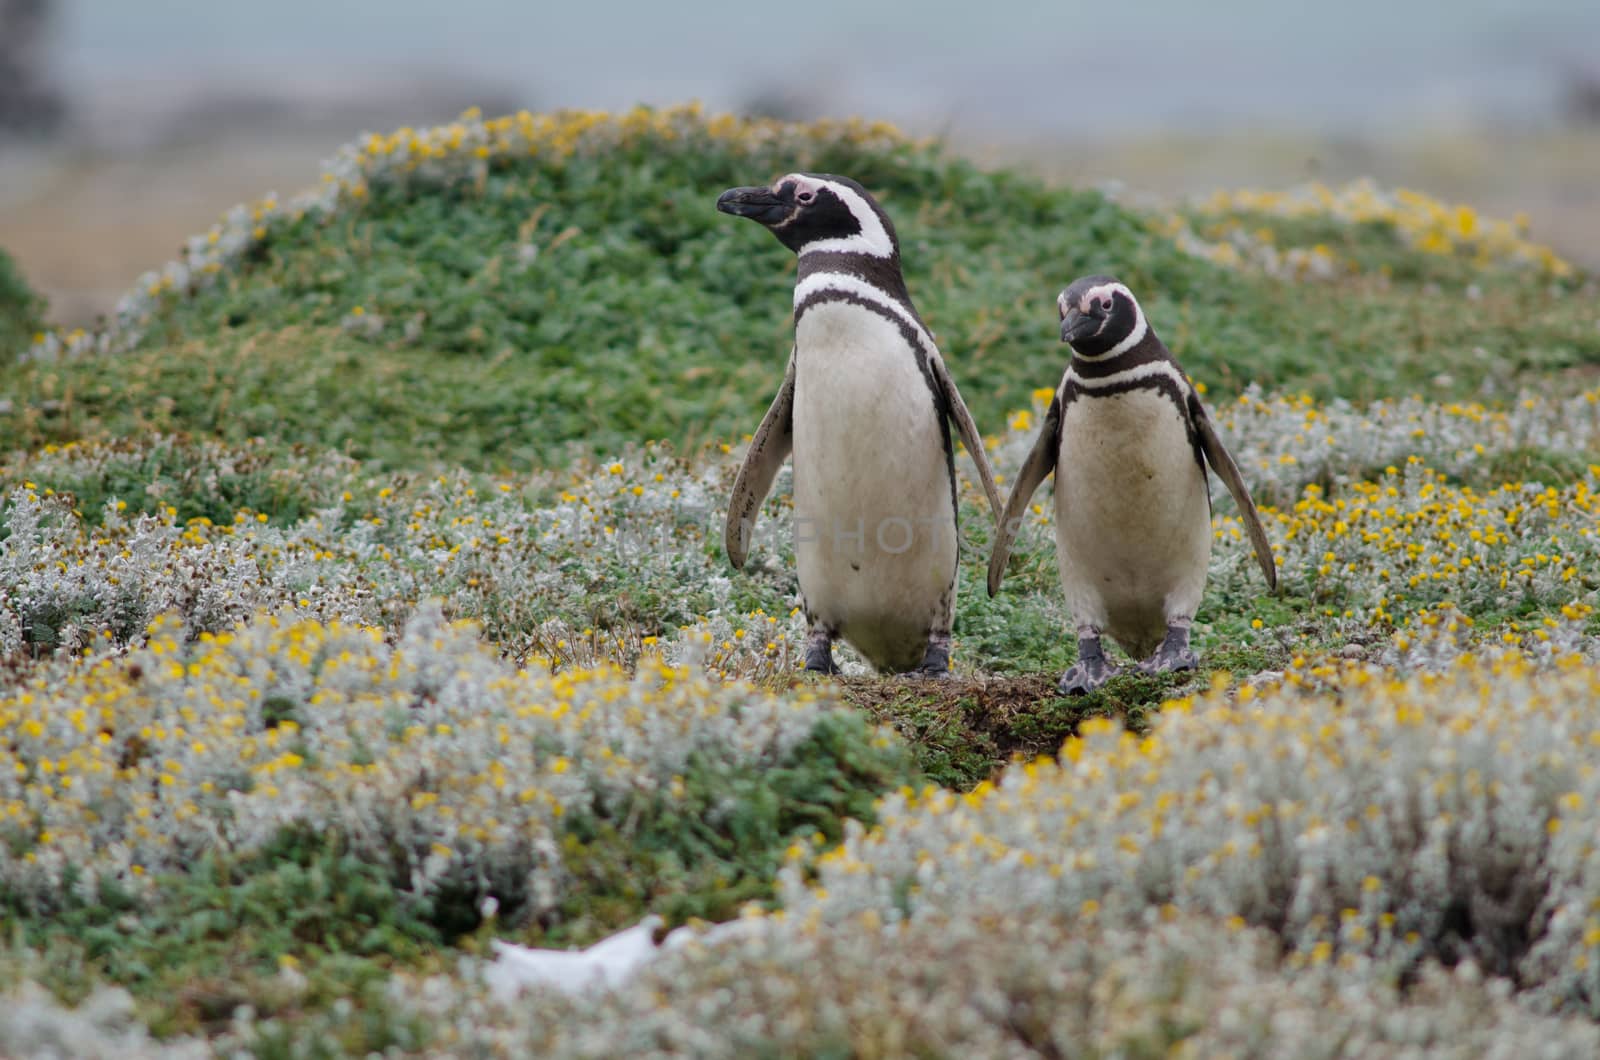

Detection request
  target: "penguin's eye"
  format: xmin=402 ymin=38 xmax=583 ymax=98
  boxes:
xmin=1099 ymin=298 xmax=1113 ymax=314
xmin=796 ymin=189 xmax=816 ymax=205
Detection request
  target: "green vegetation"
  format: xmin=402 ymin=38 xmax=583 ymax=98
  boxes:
xmin=6 ymin=719 xmax=911 ymax=1039
xmin=0 ymin=109 xmax=1597 ymax=1053
xmin=11 ymin=831 xmax=444 ymax=1039
xmin=0 ymin=246 xmax=45 ymax=361
xmin=2 ymin=114 xmax=1594 ymax=469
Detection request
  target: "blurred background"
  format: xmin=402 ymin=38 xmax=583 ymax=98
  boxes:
xmin=2 ymin=0 xmax=1598 ymax=327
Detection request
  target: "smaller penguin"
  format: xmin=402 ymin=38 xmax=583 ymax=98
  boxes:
xmin=988 ymin=276 xmax=1276 ymax=694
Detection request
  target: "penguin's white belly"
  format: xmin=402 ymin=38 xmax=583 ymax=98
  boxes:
xmin=791 ymin=302 xmax=957 ymax=671
xmin=1055 ymin=387 xmax=1211 ymax=659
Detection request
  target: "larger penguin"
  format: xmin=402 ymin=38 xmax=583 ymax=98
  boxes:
xmin=988 ymin=275 xmax=1277 ymax=694
xmin=717 ymin=173 xmax=1003 ymax=676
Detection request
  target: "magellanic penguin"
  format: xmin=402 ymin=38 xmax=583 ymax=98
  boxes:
xmin=987 ymin=275 xmax=1277 ymax=694
xmin=716 ymin=173 xmax=1004 ymax=677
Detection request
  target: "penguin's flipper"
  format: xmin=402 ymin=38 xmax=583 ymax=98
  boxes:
xmin=931 ymin=354 xmax=1005 ymax=525
xmin=986 ymin=393 xmax=1061 ymax=597
xmin=725 ymin=350 xmax=797 ymax=569
xmin=1187 ymin=391 xmax=1278 ymax=591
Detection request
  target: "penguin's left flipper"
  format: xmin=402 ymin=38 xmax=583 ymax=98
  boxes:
xmin=931 ymin=353 xmax=1005 ymax=526
xmin=725 ymin=349 xmax=797 ymax=569
xmin=1187 ymin=391 xmax=1278 ymax=592
xmin=986 ymin=392 xmax=1062 ymax=597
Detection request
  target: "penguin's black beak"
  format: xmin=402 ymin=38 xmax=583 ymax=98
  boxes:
xmin=1060 ymin=306 xmax=1101 ymax=344
xmin=717 ymin=186 xmax=789 ymax=225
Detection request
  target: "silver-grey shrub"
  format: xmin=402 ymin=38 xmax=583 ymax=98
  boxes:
xmin=784 ymin=655 xmax=1600 ymax=1017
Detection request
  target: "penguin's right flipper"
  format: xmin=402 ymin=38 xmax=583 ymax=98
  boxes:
xmin=725 ymin=349 xmax=797 ymax=569
xmin=1187 ymin=391 xmax=1278 ymax=592
xmin=930 ymin=353 xmax=1005 ymax=525
xmin=986 ymin=391 xmax=1062 ymax=597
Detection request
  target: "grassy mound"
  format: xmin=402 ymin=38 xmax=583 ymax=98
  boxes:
xmin=4 ymin=107 xmax=1594 ymax=470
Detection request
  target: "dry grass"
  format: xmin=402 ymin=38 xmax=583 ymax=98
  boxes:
xmin=835 ymin=672 xmax=1187 ymax=789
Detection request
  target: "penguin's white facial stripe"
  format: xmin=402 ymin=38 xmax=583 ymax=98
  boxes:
xmin=1071 ymin=283 xmax=1148 ymax=361
xmin=768 ymin=174 xmax=821 ymax=225
xmin=794 ymin=272 xmax=936 ymax=356
xmin=784 ymin=175 xmax=895 ymax=258
xmin=1079 ymin=282 xmax=1133 ymax=315
xmin=1103 ymin=303 xmax=1147 ymax=357
xmin=782 ymin=174 xmax=824 ymax=201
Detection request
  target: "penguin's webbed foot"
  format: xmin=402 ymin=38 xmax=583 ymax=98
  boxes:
xmin=1138 ymin=625 xmax=1199 ymax=675
xmin=1058 ymin=660 xmax=1118 ymax=695
xmin=1058 ymin=634 xmax=1118 ymax=696
xmin=903 ymin=632 xmax=952 ymax=680
xmin=804 ymin=646 xmax=841 ymax=674
xmin=1138 ymin=647 xmax=1199 ymax=675
xmin=803 ymin=627 xmax=841 ymax=675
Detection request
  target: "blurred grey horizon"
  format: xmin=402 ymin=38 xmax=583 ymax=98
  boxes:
xmin=4 ymin=0 xmax=1599 ymax=324
xmin=34 ymin=0 xmax=1600 ymax=143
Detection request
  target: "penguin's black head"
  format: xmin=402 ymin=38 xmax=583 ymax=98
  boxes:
xmin=1056 ymin=275 xmax=1148 ymax=358
xmin=716 ymin=173 xmax=898 ymax=258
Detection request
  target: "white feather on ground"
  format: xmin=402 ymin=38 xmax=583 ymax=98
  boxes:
xmin=485 ymin=915 xmax=761 ymax=999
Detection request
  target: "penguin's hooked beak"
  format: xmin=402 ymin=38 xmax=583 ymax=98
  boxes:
xmin=1060 ymin=306 xmax=1101 ymax=344
xmin=717 ymin=185 xmax=789 ymax=225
